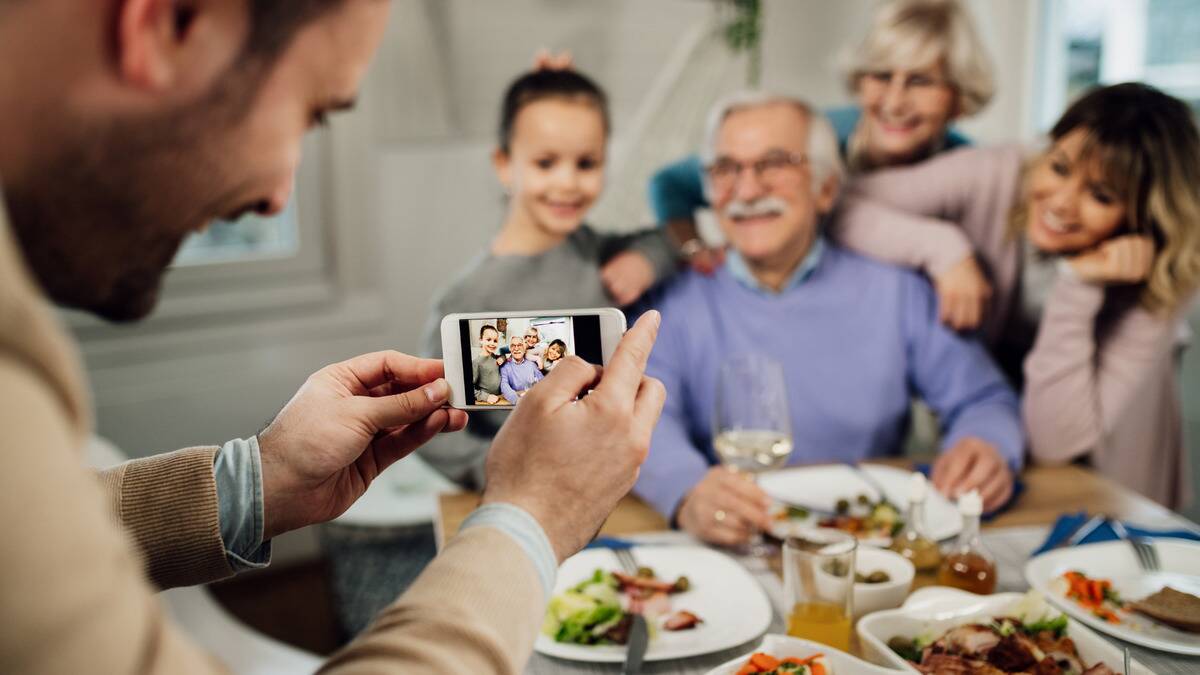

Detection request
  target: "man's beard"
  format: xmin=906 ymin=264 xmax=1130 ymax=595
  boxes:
xmin=4 ymin=97 xmax=246 ymax=322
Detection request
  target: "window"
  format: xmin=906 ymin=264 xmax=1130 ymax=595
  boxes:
xmin=174 ymin=204 xmax=299 ymax=267
xmin=1039 ymin=0 xmax=1200 ymax=129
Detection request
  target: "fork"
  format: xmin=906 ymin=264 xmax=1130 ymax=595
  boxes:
xmin=614 ymin=548 xmax=649 ymax=675
xmin=1108 ymin=518 xmax=1160 ymax=571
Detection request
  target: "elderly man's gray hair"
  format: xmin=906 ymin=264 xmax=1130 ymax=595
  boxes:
xmin=701 ymin=91 xmax=844 ymax=191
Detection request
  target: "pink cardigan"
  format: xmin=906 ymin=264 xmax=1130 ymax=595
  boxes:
xmin=835 ymin=145 xmax=1190 ymax=508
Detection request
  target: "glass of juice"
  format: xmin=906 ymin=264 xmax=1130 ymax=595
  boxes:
xmin=783 ymin=528 xmax=856 ymax=652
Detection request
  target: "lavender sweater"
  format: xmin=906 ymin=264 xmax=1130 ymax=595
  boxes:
xmin=635 ymin=245 xmax=1024 ymax=519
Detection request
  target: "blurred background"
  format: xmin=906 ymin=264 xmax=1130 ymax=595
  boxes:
xmin=66 ymin=0 xmax=1200 ymax=560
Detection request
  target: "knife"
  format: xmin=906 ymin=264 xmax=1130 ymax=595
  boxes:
xmin=621 ymin=613 xmax=648 ymax=675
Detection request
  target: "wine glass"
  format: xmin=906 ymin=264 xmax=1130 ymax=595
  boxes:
xmin=712 ymin=353 xmax=793 ymax=556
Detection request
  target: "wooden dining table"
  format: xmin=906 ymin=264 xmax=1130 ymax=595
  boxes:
xmin=435 ymin=462 xmax=1200 ymax=674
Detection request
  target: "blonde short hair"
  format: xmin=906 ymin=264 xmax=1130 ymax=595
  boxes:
xmin=702 ymin=91 xmax=844 ymax=193
xmin=843 ymin=0 xmax=994 ymax=117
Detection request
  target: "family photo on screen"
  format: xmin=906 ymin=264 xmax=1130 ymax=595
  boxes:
xmin=468 ymin=317 xmax=574 ymax=405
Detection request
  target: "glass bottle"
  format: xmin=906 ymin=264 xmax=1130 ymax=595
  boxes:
xmin=937 ymin=490 xmax=997 ymax=594
xmin=890 ymin=473 xmax=941 ymax=573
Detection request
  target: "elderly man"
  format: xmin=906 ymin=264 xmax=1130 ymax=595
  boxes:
xmin=635 ymin=92 xmax=1023 ymax=546
xmin=0 ymin=0 xmax=665 ymax=672
xmin=501 ymin=334 xmax=544 ymax=403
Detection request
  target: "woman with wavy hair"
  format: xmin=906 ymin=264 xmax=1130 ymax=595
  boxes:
xmin=837 ymin=83 xmax=1200 ymax=506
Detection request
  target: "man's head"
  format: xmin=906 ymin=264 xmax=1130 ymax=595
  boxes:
xmin=509 ymin=335 xmax=526 ymax=360
xmin=702 ymin=93 xmax=842 ymax=275
xmin=0 ymin=0 xmax=390 ymax=321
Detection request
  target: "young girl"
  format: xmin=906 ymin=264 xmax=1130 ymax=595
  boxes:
xmin=836 ymin=83 xmax=1200 ymax=507
xmin=542 ymin=339 xmax=567 ymax=374
xmin=419 ymin=68 xmax=679 ymax=486
xmin=472 ymin=324 xmax=504 ymax=405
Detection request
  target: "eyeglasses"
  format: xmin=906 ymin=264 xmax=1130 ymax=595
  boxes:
xmin=705 ymin=151 xmax=808 ymax=194
xmin=860 ymin=69 xmax=950 ymax=94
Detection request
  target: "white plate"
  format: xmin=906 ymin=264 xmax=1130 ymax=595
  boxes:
xmin=704 ymin=634 xmax=898 ymax=674
xmin=536 ymin=546 xmax=772 ymax=663
xmin=760 ymin=464 xmax=960 ymax=544
xmin=857 ymin=586 xmax=1152 ymax=674
xmin=1025 ymin=539 xmax=1200 ymax=655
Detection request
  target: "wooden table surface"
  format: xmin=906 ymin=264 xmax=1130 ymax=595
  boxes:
xmin=435 ymin=462 xmax=1189 ymax=548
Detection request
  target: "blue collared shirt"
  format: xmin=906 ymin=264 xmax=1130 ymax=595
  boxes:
xmin=725 ymin=236 xmax=826 ymax=295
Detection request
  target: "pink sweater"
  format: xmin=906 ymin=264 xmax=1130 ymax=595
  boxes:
xmin=835 ymin=145 xmax=1190 ymax=508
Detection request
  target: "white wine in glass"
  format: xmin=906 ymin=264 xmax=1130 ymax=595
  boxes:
xmin=712 ymin=429 xmax=793 ymax=473
xmin=713 ymin=354 xmax=793 ymax=556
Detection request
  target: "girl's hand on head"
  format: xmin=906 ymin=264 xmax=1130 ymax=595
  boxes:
xmin=601 ymin=251 xmax=656 ymax=306
xmin=1068 ymin=235 xmax=1155 ymax=285
xmin=532 ymin=48 xmax=574 ymax=72
xmin=933 ymin=254 xmax=992 ymax=331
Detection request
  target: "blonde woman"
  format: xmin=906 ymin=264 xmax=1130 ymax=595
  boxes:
xmin=836 ymin=83 xmax=1200 ymax=507
xmin=640 ymin=0 xmax=994 ymax=272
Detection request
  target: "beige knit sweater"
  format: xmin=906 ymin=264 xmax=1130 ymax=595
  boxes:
xmin=0 ymin=201 xmax=545 ymax=673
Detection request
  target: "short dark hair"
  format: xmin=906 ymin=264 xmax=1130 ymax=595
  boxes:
xmin=479 ymin=324 xmax=498 ymax=339
xmin=497 ymin=69 xmax=609 ymax=154
xmin=239 ymin=1 xmax=349 ymax=67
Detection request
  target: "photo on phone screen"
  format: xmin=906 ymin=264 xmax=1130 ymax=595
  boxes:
xmin=458 ymin=314 xmax=603 ymax=406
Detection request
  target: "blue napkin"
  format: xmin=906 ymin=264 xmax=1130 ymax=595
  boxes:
xmin=1032 ymin=511 xmax=1200 ymax=556
xmin=585 ymin=536 xmax=636 ymax=550
xmin=913 ymin=463 xmax=1025 ymax=521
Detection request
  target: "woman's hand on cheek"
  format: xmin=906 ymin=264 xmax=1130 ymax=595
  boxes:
xmin=1068 ymin=235 xmax=1155 ymax=285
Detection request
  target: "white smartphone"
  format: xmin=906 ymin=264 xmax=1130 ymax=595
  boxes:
xmin=440 ymin=307 xmax=627 ymax=410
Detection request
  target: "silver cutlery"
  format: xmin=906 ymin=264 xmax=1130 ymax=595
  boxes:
xmin=1060 ymin=513 xmax=1107 ymax=548
xmin=1123 ymin=645 xmax=1131 ymax=674
xmin=614 ymin=547 xmax=648 ymax=675
xmin=1108 ymin=518 xmax=1160 ymax=571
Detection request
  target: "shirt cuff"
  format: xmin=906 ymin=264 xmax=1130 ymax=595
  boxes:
xmin=213 ymin=436 xmax=272 ymax=572
xmin=460 ymin=502 xmax=557 ymax=598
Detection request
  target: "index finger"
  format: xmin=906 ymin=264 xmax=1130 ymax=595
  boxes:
xmin=336 ymin=350 xmax=445 ymax=393
xmin=593 ymin=311 xmax=661 ymax=401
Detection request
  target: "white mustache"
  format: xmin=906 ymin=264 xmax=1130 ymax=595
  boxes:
xmin=724 ymin=197 xmax=788 ymax=219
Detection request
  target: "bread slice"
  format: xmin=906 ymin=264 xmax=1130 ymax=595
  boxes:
xmin=1129 ymin=586 xmax=1200 ymax=633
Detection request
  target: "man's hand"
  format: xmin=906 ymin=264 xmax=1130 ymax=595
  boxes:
xmin=933 ymin=255 xmax=992 ymax=331
xmin=257 ymin=352 xmax=468 ymax=540
xmin=600 ymin=251 xmax=656 ymax=306
xmin=676 ymin=467 xmax=773 ymax=547
xmin=931 ymin=437 xmax=1013 ymax=512
xmin=1068 ymin=235 xmax=1154 ymax=285
xmin=482 ymin=312 xmax=667 ymax=563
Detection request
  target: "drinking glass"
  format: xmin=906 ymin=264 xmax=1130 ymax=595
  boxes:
xmin=712 ymin=353 xmax=793 ymax=556
xmin=783 ymin=528 xmax=857 ymax=651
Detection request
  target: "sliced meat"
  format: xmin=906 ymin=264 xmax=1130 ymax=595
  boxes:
xmin=986 ymin=634 xmax=1038 ymax=672
xmin=941 ymin=624 xmax=1002 ymax=656
xmin=1032 ymin=656 xmax=1064 ymax=675
xmin=1034 ymin=631 xmax=1084 ymax=673
xmin=602 ymin=614 xmax=632 ymax=645
xmin=917 ymin=653 xmax=1005 ymax=674
xmin=663 ymin=610 xmax=702 ymax=631
xmin=611 ymin=571 xmax=678 ymax=593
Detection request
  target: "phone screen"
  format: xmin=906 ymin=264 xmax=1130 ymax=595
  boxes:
xmin=457 ymin=314 xmax=603 ymax=407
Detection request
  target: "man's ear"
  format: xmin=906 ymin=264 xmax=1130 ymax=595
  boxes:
xmin=814 ymin=172 xmax=840 ymax=215
xmin=492 ymin=147 xmax=513 ymax=194
xmin=115 ymin=0 xmax=245 ymax=93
